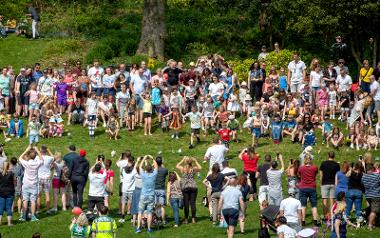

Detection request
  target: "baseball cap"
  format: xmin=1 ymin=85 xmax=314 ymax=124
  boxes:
xmin=79 ymin=149 xmax=87 ymax=157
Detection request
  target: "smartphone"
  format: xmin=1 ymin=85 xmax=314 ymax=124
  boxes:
xmin=290 ymin=159 xmax=294 ymax=164
xmin=359 ymin=155 xmax=363 ymax=161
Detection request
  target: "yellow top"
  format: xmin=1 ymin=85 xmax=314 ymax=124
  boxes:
xmin=6 ymin=19 xmax=16 ymax=29
xmin=360 ymin=67 xmax=374 ymax=83
xmin=91 ymin=216 xmax=117 ymax=238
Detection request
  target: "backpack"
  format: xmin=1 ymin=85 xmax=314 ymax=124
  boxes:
xmin=60 ymin=165 xmax=70 ymax=185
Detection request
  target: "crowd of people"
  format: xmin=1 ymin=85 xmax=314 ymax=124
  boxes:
xmin=0 ymin=49 xmax=379 ymax=238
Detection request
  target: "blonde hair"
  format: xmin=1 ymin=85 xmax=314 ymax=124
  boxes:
xmin=76 ymin=213 xmax=88 ymax=227
xmin=304 ymin=154 xmax=312 ymax=164
xmin=54 ymin=152 xmax=62 ymax=163
xmin=334 ymin=201 xmax=346 ymax=214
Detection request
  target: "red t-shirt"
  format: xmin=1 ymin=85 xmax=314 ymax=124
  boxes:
xmin=100 ymin=169 xmax=115 ymax=184
xmin=298 ymin=165 xmax=318 ymax=189
xmin=218 ymin=128 xmax=231 ymax=141
xmin=242 ymin=153 xmax=259 ymax=172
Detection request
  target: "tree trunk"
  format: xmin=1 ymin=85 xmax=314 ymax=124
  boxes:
xmin=373 ymin=37 xmax=378 ymax=68
xmin=136 ymin=0 xmax=166 ymax=60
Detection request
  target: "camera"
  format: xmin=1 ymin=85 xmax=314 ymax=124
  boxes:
xmin=358 ymin=155 xmax=363 ymax=161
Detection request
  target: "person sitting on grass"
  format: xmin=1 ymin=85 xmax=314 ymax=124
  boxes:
xmin=106 ymin=114 xmax=119 ymax=140
xmin=69 ymin=212 xmax=91 ymax=238
xmin=7 ymin=113 xmax=23 ymax=138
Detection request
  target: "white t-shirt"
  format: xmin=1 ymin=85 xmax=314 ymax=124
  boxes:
xmin=116 ymin=91 xmax=130 ymax=106
xmin=186 ymin=112 xmax=202 ymax=129
xmin=38 ymin=76 xmax=53 ymax=96
xmin=277 ymin=224 xmax=297 ymax=238
xmin=130 ymin=74 xmax=147 ymax=95
xmin=288 ymin=60 xmax=306 ymax=84
xmin=116 ymin=159 xmax=129 ymax=180
xmin=267 ymin=169 xmax=284 ymax=191
xmin=279 ymin=197 xmax=301 ymax=223
xmin=208 ymin=82 xmax=224 ymax=97
xmin=86 ymin=98 xmax=98 ymax=115
xmin=0 ymin=154 xmax=7 ymax=172
xmin=37 ymin=155 xmax=54 ymax=179
xmin=88 ymin=66 xmax=104 ymax=88
xmin=204 ymin=144 xmax=229 ymax=170
xmin=370 ymin=80 xmax=380 ymax=101
xmin=19 ymin=158 xmax=43 ymax=186
xmin=310 ymin=71 xmax=322 ymax=88
xmin=221 ymin=167 xmax=238 ymax=179
xmin=121 ymin=168 xmax=137 ymax=193
xmin=336 ymin=74 xmax=352 ymax=92
xmin=88 ymin=171 xmax=106 ymax=197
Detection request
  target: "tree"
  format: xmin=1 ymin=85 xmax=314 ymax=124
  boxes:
xmin=136 ymin=0 xmax=166 ymax=60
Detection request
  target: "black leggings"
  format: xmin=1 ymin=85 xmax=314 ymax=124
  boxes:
xmin=182 ymin=188 xmax=198 ymax=219
xmin=71 ymin=176 xmax=86 ymax=208
xmin=250 ymin=80 xmax=263 ymax=101
xmin=244 ymin=171 xmax=257 ymax=194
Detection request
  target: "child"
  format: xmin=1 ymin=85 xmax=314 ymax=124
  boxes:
xmin=347 ymin=126 xmax=357 ymax=149
xmin=170 ymin=89 xmax=183 ymax=113
xmin=327 ymin=126 xmax=344 ymax=149
xmin=300 ymin=82 xmax=311 ymax=108
xmin=166 ymin=172 xmax=183 ymax=227
xmin=142 ymin=93 xmax=153 ymax=136
xmin=227 ymin=114 xmax=240 ymax=142
xmin=48 ymin=116 xmax=56 ymax=137
xmin=151 ymin=79 xmax=162 ymax=114
xmin=158 ymin=100 xmax=170 ymax=132
xmin=243 ymin=94 xmax=253 ymax=117
xmin=262 ymin=77 xmax=271 ymax=94
xmin=115 ymin=84 xmax=130 ymax=128
xmin=214 ymin=105 xmax=228 ymax=130
xmin=366 ymin=128 xmax=378 ymax=150
xmin=184 ymin=106 xmax=202 ymax=149
xmin=328 ymin=84 xmax=337 ymax=119
xmin=107 ymin=114 xmax=119 ymax=140
xmin=282 ymin=114 xmax=296 ymax=138
xmin=261 ymin=113 xmax=270 ymax=138
xmin=0 ymin=110 xmax=10 ymax=142
xmin=7 ymin=113 xmax=23 ymax=138
xmin=27 ymin=114 xmax=40 ymax=145
xmin=218 ymin=123 xmax=232 ymax=147
xmin=239 ymin=82 xmax=248 ymax=113
xmin=320 ymin=117 xmax=333 ymax=144
xmin=184 ymin=79 xmax=197 ymax=113
xmin=86 ymin=92 xmax=98 ymax=139
xmin=127 ymin=96 xmax=136 ymax=131
xmin=270 ymin=114 xmax=283 ymax=144
xmin=279 ymin=67 xmax=287 ymax=92
xmin=55 ymin=77 xmax=69 ymax=115
xmin=317 ymin=84 xmax=328 ymax=119
xmin=51 ymin=152 xmax=67 ymax=213
xmin=251 ymin=110 xmax=262 ymax=147
xmin=355 ymin=129 xmax=367 ymax=150
xmin=227 ymin=94 xmax=240 ymax=117
xmin=55 ymin=116 xmax=64 ymax=137
xmin=25 ymin=83 xmax=40 ymax=121
xmin=202 ymin=96 xmax=215 ymax=136
xmin=338 ymin=90 xmax=350 ymax=121
xmin=166 ymin=106 xmax=183 ymax=139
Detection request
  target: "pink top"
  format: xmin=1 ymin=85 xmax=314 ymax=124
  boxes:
xmin=29 ymin=90 xmax=39 ymax=103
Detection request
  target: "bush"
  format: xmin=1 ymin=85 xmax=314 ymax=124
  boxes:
xmin=261 ymin=49 xmax=294 ymax=70
xmin=227 ymin=58 xmax=254 ymax=82
xmin=86 ymin=43 xmax=114 ymax=64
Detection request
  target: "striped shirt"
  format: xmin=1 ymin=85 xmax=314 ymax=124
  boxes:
xmin=362 ymin=172 xmax=380 ymax=198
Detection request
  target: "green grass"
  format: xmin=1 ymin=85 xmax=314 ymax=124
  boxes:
xmin=0 ymin=118 xmax=375 ymax=238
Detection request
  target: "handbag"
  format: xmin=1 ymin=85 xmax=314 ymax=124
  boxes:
xmin=202 ymin=190 xmax=209 ymax=207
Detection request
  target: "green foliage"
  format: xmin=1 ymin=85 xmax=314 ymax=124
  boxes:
xmin=85 ymin=43 xmax=114 ymax=64
xmin=226 ymin=58 xmax=254 ymax=82
xmin=262 ymin=49 xmax=294 ymax=70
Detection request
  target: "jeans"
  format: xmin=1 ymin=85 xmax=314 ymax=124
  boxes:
xmin=71 ymin=176 xmax=86 ymax=208
xmin=170 ymin=198 xmax=180 ymax=225
xmin=346 ymin=189 xmax=362 ymax=218
xmin=0 ymin=195 xmax=14 ymax=216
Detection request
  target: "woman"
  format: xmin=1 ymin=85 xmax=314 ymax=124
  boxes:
xmin=298 ymin=154 xmax=320 ymax=227
xmin=114 ymin=73 xmax=127 ymax=93
xmin=103 ymin=159 xmax=114 ymax=208
xmin=310 ymin=64 xmax=322 ymax=109
xmin=166 ymin=171 xmax=183 ymax=227
xmin=335 ymin=161 xmax=349 ymax=197
xmin=103 ymin=67 xmax=116 ymax=97
xmin=76 ymin=70 xmax=90 ymax=100
xmin=286 ymin=159 xmax=300 ymax=199
xmin=0 ymin=67 xmax=10 ymax=113
xmin=0 ymin=162 xmax=15 ymax=226
xmin=359 ymin=59 xmax=374 ymax=93
xmin=224 ymin=68 xmax=236 ymax=100
xmin=248 ymin=62 xmax=263 ymax=101
xmin=239 ymin=147 xmax=259 ymax=200
xmin=323 ymin=61 xmax=337 ymax=86
xmin=238 ymin=174 xmax=250 ymax=234
xmin=204 ymin=163 xmax=227 ymax=225
xmin=69 ymin=212 xmax=91 ymax=238
xmin=345 ymin=162 xmax=363 ymax=221
xmin=176 ymin=156 xmax=202 ymax=224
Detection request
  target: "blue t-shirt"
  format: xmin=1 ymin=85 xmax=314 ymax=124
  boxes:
xmin=284 ymin=119 xmax=296 ymax=130
xmin=151 ymin=87 xmax=161 ymax=105
xmin=131 ymin=75 xmax=147 ymax=95
xmin=271 ymin=121 xmax=283 ymax=140
xmin=322 ymin=121 xmax=333 ymax=134
xmin=141 ymin=170 xmax=158 ymax=196
xmin=279 ymin=75 xmax=287 ymax=89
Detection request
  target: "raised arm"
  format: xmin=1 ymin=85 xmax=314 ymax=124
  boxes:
xmin=18 ymin=145 xmax=31 ymax=161
xmin=176 ymin=157 xmax=185 ymax=171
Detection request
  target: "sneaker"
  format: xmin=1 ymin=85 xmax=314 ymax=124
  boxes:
xmin=103 ymin=123 xmax=107 ymax=128
xmin=19 ymin=217 xmax=26 ymax=222
xmin=350 ymin=143 xmax=354 ymax=149
xmin=147 ymin=228 xmax=153 ymax=233
xmin=189 ymin=144 xmax=194 ymax=149
xmin=162 ymin=220 xmax=168 ymax=225
xmin=176 ymin=135 xmax=179 ymax=139
xmin=135 ymin=228 xmax=142 ymax=234
xmin=31 ymin=215 xmax=39 ymax=222
xmin=174 ymin=224 xmax=178 ymax=227
xmin=119 ymin=218 xmax=125 ymax=223
xmin=171 ymin=134 xmax=175 ymax=139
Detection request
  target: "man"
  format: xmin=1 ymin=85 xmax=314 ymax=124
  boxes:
xmin=62 ymin=145 xmax=79 ymax=208
xmin=68 ymin=100 xmax=85 ymax=125
xmin=69 ymin=149 xmax=89 ymax=208
xmin=88 ymin=59 xmax=104 ymax=97
xmin=334 ymin=59 xmax=350 ymax=76
xmin=279 ymin=188 xmax=302 ymax=232
xmin=27 ymin=3 xmax=40 ymax=39
xmin=287 ymin=52 xmax=306 ymax=94
xmin=18 ymin=145 xmax=43 ymax=221
xmin=37 ymin=145 xmax=54 ymax=215
xmin=154 ymin=156 xmax=168 ymax=224
xmin=218 ymin=177 xmax=245 ymax=238
xmin=204 ymin=137 xmax=229 ymax=171
xmin=258 ymin=45 xmax=269 ymax=61
xmin=135 ymin=156 xmax=158 ymax=233
xmin=256 ymin=154 xmax=272 ymax=208
xmin=319 ymin=151 xmax=340 ymax=221
xmin=116 ymin=151 xmax=133 ymax=215
xmin=117 ymin=63 xmax=130 ymax=87
xmin=32 ymin=63 xmax=43 ymax=83
xmin=87 ymin=161 xmax=106 ymax=212
xmin=336 ymin=68 xmax=352 ymax=92
xmin=369 ymin=75 xmax=380 ymax=123
xmin=330 ymin=36 xmax=347 ymax=62
xmin=130 ymin=66 xmax=148 ymax=126
xmin=91 ymin=206 xmax=117 ymax=238
xmin=221 ymin=160 xmax=238 ymax=179
xmin=163 ymin=60 xmax=182 ymax=88
xmin=15 ymin=68 xmax=30 ymax=116
xmin=361 ymin=163 xmax=380 ymax=230
xmin=141 ymin=61 xmax=151 ymax=82
xmin=266 ymin=154 xmax=284 ymax=206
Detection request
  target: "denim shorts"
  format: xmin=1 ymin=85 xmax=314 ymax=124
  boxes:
xmin=122 ymin=192 xmax=133 ymax=203
xmin=138 ymin=195 xmax=154 ymax=214
xmin=222 ymin=208 xmax=239 ymax=226
xmin=29 ymin=102 xmax=39 ymax=110
xmin=155 ymin=189 xmax=166 ymax=206
xmin=299 ymin=188 xmax=317 ymax=208
xmin=135 ymin=94 xmax=144 ymax=109
xmin=29 ymin=134 xmax=39 ymax=145
xmin=22 ymin=185 xmax=38 ymax=202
